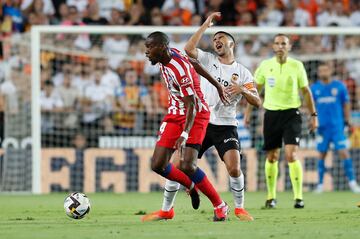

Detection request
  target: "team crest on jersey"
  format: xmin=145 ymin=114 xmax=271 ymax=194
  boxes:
xmin=231 ymin=73 xmax=239 ymax=82
xmin=331 ymin=88 xmax=338 ymax=96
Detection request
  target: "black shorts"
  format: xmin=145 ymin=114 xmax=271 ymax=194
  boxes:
xmin=263 ymin=108 xmax=302 ymax=151
xmin=198 ymin=123 xmax=241 ymax=159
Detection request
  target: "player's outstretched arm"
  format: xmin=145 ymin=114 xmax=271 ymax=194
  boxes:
xmin=184 ymin=12 xmax=221 ymax=59
xmin=188 ymin=57 xmax=229 ymax=105
xmin=301 ymin=86 xmax=318 ymax=132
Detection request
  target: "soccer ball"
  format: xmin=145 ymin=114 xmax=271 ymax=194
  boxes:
xmin=64 ymin=192 xmax=91 ymax=219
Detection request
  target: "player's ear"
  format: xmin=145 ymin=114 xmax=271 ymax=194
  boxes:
xmin=229 ymin=41 xmax=235 ymax=50
xmin=288 ymin=43 xmax=292 ymax=51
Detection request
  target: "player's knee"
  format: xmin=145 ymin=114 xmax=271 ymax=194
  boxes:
xmin=267 ymin=157 xmax=278 ymax=163
xmin=228 ymin=167 xmax=240 ymax=177
xmin=180 ymin=162 xmax=196 ymax=175
xmin=150 ymin=160 xmax=163 ymax=174
xmin=285 ymin=152 xmax=296 ymax=162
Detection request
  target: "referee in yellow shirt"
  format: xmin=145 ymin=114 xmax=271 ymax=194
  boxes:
xmin=238 ymin=34 xmax=318 ymax=209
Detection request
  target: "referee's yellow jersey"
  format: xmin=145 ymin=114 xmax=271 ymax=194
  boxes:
xmin=254 ymin=57 xmax=309 ymax=110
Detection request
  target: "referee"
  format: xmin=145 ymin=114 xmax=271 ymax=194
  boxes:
xmin=245 ymin=34 xmax=318 ymax=209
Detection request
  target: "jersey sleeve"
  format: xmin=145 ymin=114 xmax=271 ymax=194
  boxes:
xmin=254 ymin=62 xmax=265 ymax=85
xmin=240 ymin=67 xmax=256 ymax=90
xmin=178 ymin=75 xmax=195 ymax=97
xmin=297 ymin=62 xmax=309 ymax=88
xmin=340 ymin=82 xmax=350 ymax=105
xmin=196 ymin=49 xmax=212 ymax=68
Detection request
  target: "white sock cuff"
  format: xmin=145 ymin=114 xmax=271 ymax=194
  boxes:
xmin=164 ymin=179 xmax=181 ymax=191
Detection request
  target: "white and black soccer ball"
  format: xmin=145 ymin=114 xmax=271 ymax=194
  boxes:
xmin=64 ymin=192 xmax=91 ymax=219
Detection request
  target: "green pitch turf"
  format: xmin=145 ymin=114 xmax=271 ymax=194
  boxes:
xmin=0 ymin=192 xmax=359 ymax=239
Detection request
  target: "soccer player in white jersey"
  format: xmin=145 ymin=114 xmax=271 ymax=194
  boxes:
xmin=143 ymin=13 xmax=261 ymax=221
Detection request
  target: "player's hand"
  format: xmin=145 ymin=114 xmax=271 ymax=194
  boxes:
xmin=309 ymin=115 xmax=318 ymax=132
xmin=225 ymin=78 xmax=244 ymax=96
xmin=204 ymin=12 xmax=221 ymax=28
xmin=216 ymin=85 xmax=230 ymax=105
xmin=175 ymin=137 xmax=186 ymax=159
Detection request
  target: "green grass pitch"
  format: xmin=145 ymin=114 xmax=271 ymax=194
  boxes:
xmin=0 ymin=192 xmax=359 ymax=239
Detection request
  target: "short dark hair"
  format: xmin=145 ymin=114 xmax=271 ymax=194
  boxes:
xmin=147 ymin=31 xmax=169 ymax=46
xmin=214 ymin=31 xmax=235 ymax=43
xmin=274 ymin=33 xmax=291 ymax=42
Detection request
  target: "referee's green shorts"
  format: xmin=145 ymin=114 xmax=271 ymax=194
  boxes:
xmin=263 ymin=108 xmax=302 ymax=151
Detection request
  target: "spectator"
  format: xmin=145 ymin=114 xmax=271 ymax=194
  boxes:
xmin=236 ymin=10 xmax=256 ymax=26
xmin=337 ymin=61 xmax=359 ymax=110
xmin=102 ymin=34 xmax=129 ymax=69
xmin=25 ymin=0 xmax=51 ymax=27
xmin=98 ymin=0 xmax=124 ymax=20
xmin=112 ymin=68 xmax=152 ymax=134
xmin=289 ymin=0 xmax=312 ymax=26
xmin=257 ymin=0 xmax=284 ymax=27
xmin=72 ymin=62 xmax=95 ymax=96
xmin=162 ymin=0 xmax=193 ymax=25
xmin=51 ymin=2 xmax=69 ymax=25
xmin=21 ymin=0 xmax=55 ymax=15
xmin=57 ymin=73 xmax=79 ymax=111
xmin=317 ymin=1 xmax=352 ymax=27
xmin=298 ymin=0 xmax=318 ymax=26
xmin=40 ymin=80 xmax=64 ymax=132
xmin=57 ymin=73 xmax=80 ymax=128
xmin=107 ymin=5 xmax=126 ymax=25
xmin=350 ymin=1 xmax=360 ymax=26
xmin=80 ymin=70 xmax=113 ymax=129
xmin=2 ymin=0 xmax=25 ymax=33
xmin=66 ymin=0 xmax=88 ymax=13
xmin=97 ymin=59 xmax=121 ymax=94
xmin=150 ymin=76 xmax=168 ymax=114
xmin=149 ymin=7 xmax=164 ymax=26
xmin=82 ymin=2 xmax=108 ymax=25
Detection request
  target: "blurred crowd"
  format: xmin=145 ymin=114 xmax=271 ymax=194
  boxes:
xmin=1 ymin=0 xmax=360 ymax=33
xmin=1 ymin=0 xmax=360 ymax=147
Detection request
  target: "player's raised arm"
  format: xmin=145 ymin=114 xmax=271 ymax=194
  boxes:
xmin=188 ymin=57 xmax=229 ymax=105
xmin=184 ymin=12 xmax=221 ymax=59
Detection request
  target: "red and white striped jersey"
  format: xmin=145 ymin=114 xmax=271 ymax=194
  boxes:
xmin=159 ymin=48 xmax=208 ymax=118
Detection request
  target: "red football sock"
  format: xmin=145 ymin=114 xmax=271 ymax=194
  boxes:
xmin=165 ymin=164 xmax=193 ymax=189
xmin=195 ymin=176 xmax=222 ymax=207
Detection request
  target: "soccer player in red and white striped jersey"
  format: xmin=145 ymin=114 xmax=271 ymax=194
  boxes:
xmin=143 ymin=31 xmax=229 ymax=221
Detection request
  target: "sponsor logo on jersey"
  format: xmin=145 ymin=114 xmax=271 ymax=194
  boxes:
xmin=180 ymin=76 xmax=191 ymax=86
xmin=213 ymin=64 xmax=218 ymax=70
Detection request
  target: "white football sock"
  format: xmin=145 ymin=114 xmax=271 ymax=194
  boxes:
xmin=230 ymin=174 xmax=245 ymax=208
xmin=161 ymin=179 xmax=180 ymax=211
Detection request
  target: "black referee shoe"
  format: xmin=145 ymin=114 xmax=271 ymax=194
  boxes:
xmin=265 ymin=199 xmax=277 ymax=209
xmin=294 ymin=199 xmax=305 ymax=209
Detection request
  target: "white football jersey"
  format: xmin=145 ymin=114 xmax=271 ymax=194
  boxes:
xmin=197 ymin=49 xmax=254 ymax=126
